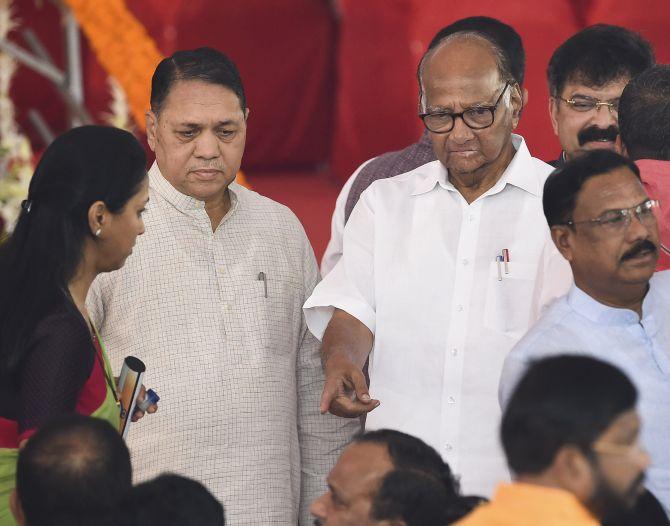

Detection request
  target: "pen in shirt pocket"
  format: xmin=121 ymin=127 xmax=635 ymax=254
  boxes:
xmin=257 ymin=272 xmax=268 ymax=298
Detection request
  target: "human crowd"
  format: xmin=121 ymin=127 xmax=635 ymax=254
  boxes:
xmin=0 ymin=14 xmax=668 ymax=526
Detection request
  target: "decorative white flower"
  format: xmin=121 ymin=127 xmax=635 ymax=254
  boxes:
xmin=0 ymin=0 xmax=34 ymax=235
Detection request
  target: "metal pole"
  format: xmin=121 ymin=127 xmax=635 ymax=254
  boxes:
xmin=62 ymin=7 xmax=83 ymax=127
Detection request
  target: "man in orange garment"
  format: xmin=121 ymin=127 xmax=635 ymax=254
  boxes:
xmin=456 ymin=355 xmax=649 ymax=526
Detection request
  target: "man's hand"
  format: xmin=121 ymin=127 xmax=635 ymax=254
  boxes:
xmin=319 ymin=308 xmax=377 ymax=417
xmin=321 ymin=351 xmax=380 ymax=417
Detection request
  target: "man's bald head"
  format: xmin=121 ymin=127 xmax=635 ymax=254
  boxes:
xmin=14 ymin=415 xmax=131 ymax=526
xmin=419 ymin=31 xmax=516 ymax=111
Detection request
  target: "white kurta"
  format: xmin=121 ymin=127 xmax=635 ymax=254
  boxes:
xmin=304 ymin=135 xmax=572 ymax=497
xmin=88 ymin=164 xmax=358 ymax=525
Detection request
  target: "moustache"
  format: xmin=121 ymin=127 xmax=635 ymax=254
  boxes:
xmin=621 ymin=239 xmax=658 ymax=261
xmin=578 ymin=126 xmax=619 ymax=146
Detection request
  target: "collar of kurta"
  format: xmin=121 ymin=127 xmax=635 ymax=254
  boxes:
xmin=410 ymin=134 xmax=542 ymax=197
xmin=567 ymin=281 xmax=654 ymax=326
xmin=148 ymin=161 xmax=240 ymax=218
xmin=489 ymin=482 xmax=600 ymax=525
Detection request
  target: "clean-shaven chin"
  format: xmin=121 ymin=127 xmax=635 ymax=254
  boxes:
xmin=191 ymin=169 xmax=223 ymax=182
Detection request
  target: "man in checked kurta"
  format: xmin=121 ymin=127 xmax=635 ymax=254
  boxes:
xmin=88 ymin=47 xmax=358 ymax=525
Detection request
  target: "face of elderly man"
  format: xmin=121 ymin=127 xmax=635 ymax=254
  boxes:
xmin=146 ymin=80 xmax=248 ymax=205
xmin=554 ymin=165 xmax=659 ymax=297
xmin=420 ymin=35 xmax=522 ymax=193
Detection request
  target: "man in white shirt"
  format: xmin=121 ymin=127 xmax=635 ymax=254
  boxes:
xmin=88 ymin=47 xmax=358 ymax=525
xmin=303 ymin=31 xmax=572 ymax=497
xmin=321 ymin=16 xmax=528 ymax=277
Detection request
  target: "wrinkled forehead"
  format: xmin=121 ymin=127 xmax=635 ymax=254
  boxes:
xmin=330 ymin=443 xmax=393 ymax=495
xmin=422 ymin=38 xmax=503 ymax=110
xmin=160 ymin=80 xmax=246 ymax=123
xmin=574 ymin=167 xmax=646 ymax=217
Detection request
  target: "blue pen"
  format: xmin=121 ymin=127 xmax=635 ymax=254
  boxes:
xmin=496 ymin=255 xmax=503 ymax=281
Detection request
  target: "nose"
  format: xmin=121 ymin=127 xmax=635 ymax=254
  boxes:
xmin=449 ymin=114 xmax=476 ymax=143
xmin=625 ymin=209 xmax=652 ymax=242
xmin=638 ymin=446 xmax=652 ymax=471
xmin=309 ymin=494 xmax=327 ymax=522
xmin=592 ymin=104 xmax=617 ymax=128
xmin=193 ymin=130 xmax=220 ymax=160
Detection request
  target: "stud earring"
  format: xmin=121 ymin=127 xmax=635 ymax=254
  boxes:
xmin=95 ymin=228 xmax=102 ymax=237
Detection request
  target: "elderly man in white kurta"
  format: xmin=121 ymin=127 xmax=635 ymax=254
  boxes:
xmin=88 ymin=48 xmax=357 ymax=525
xmin=303 ymin=33 xmax=572 ymax=497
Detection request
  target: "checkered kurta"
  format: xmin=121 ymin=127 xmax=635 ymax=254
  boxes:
xmin=88 ymin=163 xmax=359 ymax=525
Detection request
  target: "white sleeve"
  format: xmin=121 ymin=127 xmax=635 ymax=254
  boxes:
xmin=320 ymin=158 xmax=376 ymax=277
xmin=305 ymin=184 xmax=378 ymax=340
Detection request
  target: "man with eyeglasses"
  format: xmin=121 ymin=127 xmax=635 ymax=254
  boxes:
xmin=304 ymin=30 xmax=572 ymax=498
xmin=500 ymin=149 xmax=670 ymax=519
xmin=320 ymin=16 xmax=528 ymax=277
xmin=459 ymin=355 xmax=654 ymax=526
xmin=547 ymin=24 xmax=654 ymax=167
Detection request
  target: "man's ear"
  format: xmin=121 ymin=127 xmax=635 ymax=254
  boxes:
xmin=551 ymin=225 xmax=575 ymax=262
xmin=552 ymin=445 xmax=594 ymax=501
xmin=244 ymin=107 xmax=250 ymax=121
xmin=146 ymin=110 xmax=159 ymax=152
xmin=549 ymin=97 xmax=560 ymax=136
xmin=10 ymin=488 xmax=26 ymax=526
xmin=510 ymin=83 xmax=523 ymax=129
xmin=616 ymin=135 xmax=626 ymax=156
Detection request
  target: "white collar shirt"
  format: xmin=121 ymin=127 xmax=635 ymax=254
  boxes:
xmin=304 ymin=135 xmax=573 ymax=496
xmin=88 ymin=163 xmax=358 ymax=525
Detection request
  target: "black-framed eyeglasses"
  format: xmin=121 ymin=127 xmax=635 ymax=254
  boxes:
xmin=419 ymin=82 xmax=510 ymax=134
xmin=563 ymin=199 xmax=660 ymax=232
xmin=555 ymin=95 xmax=620 ymax=114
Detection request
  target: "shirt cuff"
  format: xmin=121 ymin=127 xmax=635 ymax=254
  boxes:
xmin=304 ymin=295 xmax=376 ymax=341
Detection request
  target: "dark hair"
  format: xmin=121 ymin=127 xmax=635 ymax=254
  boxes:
xmin=547 ymin=24 xmax=654 ymax=97
xmin=501 ymin=355 xmax=637 ymax=475
xmin=151 ymin=47 xmax=246 ymax=114
xmin=0 ymin=126 xmax=146 ymax=376
xmin=16 ymin=415 xmax=132 ymax=526
xmin=543 ymin=149 xmax=641 ymax=227
xmin=619 ymin=65 xmax=670 ymax=161
xmin=371 ymin=469 xmax=484 ymax=525
xmin=119 ymin=474 xmax=225 ymax=526
xmin=354 ymin=428 xmax=460 ymax=496
xmin=427 ymin=16 xmax=525 ymax=85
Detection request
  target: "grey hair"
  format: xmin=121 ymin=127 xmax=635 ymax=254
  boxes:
xmin=417 ymin=31 xmax=515 ymax=112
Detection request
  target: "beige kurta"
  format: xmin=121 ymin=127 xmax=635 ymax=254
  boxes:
xmin=88 ymin=163 xmax=358 ymax=525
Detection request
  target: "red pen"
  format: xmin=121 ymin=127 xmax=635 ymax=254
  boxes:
xmin=502 ymin=249 xmax=510 ymax=274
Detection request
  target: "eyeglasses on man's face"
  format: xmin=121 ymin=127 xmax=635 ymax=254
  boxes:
xmin=419 ymin=82 xmax=510 ymax=134
xmin=564 ymin=199 xmax=660 ymax=232
xmin=556 ymin=94 xmax=620 ymax=115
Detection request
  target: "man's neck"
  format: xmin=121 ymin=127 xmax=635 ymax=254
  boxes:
xmin=204 ymin=189 xmax=231 ymax=232
xmin=574 ymin=277 xmax=649 ymax=318
xmin=449 ymin=141 xmax=516 ymax=204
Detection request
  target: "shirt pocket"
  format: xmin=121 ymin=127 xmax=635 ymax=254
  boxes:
xmin=483 ymin=261 xmax=538 ymax=338
xmin=241 ymin=271 xmax=304 ymax=356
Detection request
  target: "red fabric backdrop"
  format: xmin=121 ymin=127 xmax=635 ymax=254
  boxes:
xmin=9 ymin=0 xmax=670 ymax=178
